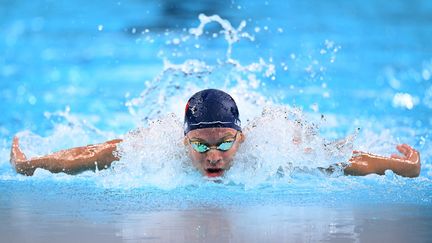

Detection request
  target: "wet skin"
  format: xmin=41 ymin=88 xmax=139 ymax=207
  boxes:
xmin=184 ymin=128 xmax=245 ymax=178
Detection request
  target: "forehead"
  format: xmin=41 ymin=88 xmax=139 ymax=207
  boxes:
xmin=186 ymin=128 xmax=237 ymax=141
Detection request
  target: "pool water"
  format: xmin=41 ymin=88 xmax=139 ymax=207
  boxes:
xmin=1 ymin=0 xmax=432 ymax=242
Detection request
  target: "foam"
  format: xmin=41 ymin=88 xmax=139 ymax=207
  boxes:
xmin=99 ymin=113 xmax=197 ymax=189
xmin=226 ymin=105 xmax=355 ymax=187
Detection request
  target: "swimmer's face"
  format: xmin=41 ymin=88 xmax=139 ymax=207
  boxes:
xmin=184 ymin=127 xmax=245 ymax=178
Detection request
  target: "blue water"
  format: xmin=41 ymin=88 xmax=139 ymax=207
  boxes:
xmin=1 ymin=0 xmax=432 ymax=242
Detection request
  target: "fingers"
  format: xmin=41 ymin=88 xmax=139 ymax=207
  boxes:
xmin=12 ymin=136 xmax=19 ymax=147
xmin=10 ymin=136 xmax=27 ymax=162
xmin=396 ymin=144 xmax=420 ymax=163
xmin=400 ymin=144 xmax=413 ymax=152
xmin=396 ymin=144 xmax=409 ymax=158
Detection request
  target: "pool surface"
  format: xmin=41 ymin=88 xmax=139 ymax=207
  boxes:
xmin=1 ymin=0 xmax=432 ymax=242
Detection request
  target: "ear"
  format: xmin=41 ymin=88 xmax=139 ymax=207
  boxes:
xmin=183 ymin=137 xmax=188 ymax=146
xmin=239 ymin=132 xmax=246 ymax=143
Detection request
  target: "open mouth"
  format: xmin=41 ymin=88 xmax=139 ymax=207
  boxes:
xmin=205 ymin=168 xmax=224 ymax=177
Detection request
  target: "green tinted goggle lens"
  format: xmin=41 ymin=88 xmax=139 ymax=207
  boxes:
xmin=191 ymin=140 xmax=235 ymax=153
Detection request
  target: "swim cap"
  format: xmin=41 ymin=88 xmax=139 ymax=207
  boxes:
xmin=184 ymin=89 xmax=242 ymax=134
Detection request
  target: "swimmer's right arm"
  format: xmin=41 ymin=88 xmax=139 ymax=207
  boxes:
xmin=10 ymin=136 xmax=123 ymax=176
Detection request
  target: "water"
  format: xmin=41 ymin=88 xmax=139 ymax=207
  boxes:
xmin=1 ymin=0 xmax=432 ymax=242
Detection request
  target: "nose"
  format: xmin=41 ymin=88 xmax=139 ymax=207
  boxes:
xmin=206 ymin=150 xmax=223 ymax=166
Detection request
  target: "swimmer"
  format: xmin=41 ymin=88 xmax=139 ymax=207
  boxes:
xmin=10 ymin=89 xmax=421 ymax=177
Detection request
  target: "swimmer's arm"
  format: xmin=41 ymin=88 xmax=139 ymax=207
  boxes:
xmin=343 ymin=144 xmax=421 ymax=178
xmin=10 ymin=136 xmax=123 ymax=176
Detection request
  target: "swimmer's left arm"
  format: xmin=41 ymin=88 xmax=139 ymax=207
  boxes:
xmin=343 ymin=144 xmax=421 ymax=178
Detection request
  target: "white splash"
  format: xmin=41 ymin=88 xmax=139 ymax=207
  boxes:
xmin=17 ymin=108 xmax=116 ymax=158
xmin=226 ymin=105 xmax=356 ymax=187
xmin=189 ymin=14 xmax=254 ymax=60
xmin=99 ymin=113 xmax=197 ymax=189
xmin=125 ymin=56 xmax=276 ymax=127
xmin=392 ymin=93 xmax=418 ymax=110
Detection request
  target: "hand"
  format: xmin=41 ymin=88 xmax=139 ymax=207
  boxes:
xmin=391 ymin=144 xmax=421 ymax=177
xmin=10 ymin=136 xmax=34 ymax=175
xmin=10 ymin=136 xmax=27 ymax=163
xmin=390 ymin=144 xmax=420 ymax=164
xmin=346 ymin=144 xmax=420 ymax=177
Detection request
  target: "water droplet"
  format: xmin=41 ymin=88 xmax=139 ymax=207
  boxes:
xmin=28 ymin=95 xmax=37 ymax=105
xmin=422 ymin=69 xmax=430 ymax=80
xmin=392 ymin=93 xmax=415 ymax=110
xmin=172 ymin=38 xmax=180 ymax=45
xmin=310 ymin=103 xmax=319 ymax=112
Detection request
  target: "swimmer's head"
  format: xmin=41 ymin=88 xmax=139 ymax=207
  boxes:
xmin=183 ymin=89 xmax=241 ymax=135
xmin=183 ymin=89 xmax=244 ymax=178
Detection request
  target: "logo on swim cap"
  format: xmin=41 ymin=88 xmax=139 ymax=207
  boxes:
xmin=184 ymin=89 xmax=242 ymax=134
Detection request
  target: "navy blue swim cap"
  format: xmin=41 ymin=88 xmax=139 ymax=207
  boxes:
xmin=184 ymin=89 xmax=242 ymax=134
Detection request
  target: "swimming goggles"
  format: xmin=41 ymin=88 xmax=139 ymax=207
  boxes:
xmin=187 ymin=131 xmax=239 ymax=153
